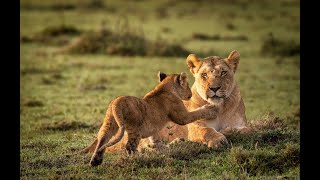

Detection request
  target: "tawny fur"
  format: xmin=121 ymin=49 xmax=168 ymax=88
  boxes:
xmin=85 ymin=72 xmax=218 ymax=166
xmin=156 ymin=50 xmax=251 ymax=148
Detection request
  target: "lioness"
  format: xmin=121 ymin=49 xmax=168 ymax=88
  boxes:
xmin=156 ymin=50 xmax=250 ymax=148
xmin=88 ymin=71 xmax=218 ymax=167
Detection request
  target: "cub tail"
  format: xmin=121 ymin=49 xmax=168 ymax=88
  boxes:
xmin=97 ymin=104 xmax=125 ymax=152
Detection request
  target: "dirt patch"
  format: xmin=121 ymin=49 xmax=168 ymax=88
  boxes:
xmin=79 ymin=84 xmax=108 ymax=91
xmin=21 ymin=67 xmax=61 ymax=76
xmin=21 ymin=67 xmax=44 ymax=75
xmin=161 ymin=27 xmax=171 ymax=33
xmin=41 ymin=120 xmax=94 ymax=131
xmin=41 ymin=77 xmax=55 ymax=85
xmin=225 ymin=23 xmax=236 ymax=30
xmin=23 ymin=100 xmax=44 ymax=107
xmin=41 ymin=73 xmax=64 ymax=85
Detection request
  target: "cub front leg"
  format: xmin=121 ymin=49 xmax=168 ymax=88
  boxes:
xmin=187 ymin=123 xmax=228 ymax=148
xmin=171 ymin=104 xmax=218 ymax=125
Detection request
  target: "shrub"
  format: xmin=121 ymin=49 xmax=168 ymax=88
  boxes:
xmin=261 ymin=33 xmax=300 ymax=57
xmin=63 ymin=29 xmax=190 ymax=57
xmin=20 ymin=25 xmax=81 ymax=46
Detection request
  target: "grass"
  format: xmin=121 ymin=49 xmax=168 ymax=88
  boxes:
xmin=20 ymin=0 xmax=300 ymax=179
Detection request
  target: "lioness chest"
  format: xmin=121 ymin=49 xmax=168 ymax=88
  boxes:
xmin=204 ymin=114 xmax=245 ymax=131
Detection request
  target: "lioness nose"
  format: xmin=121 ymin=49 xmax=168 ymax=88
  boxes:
xmin=209 ymin=86 xmax=221 ymax=92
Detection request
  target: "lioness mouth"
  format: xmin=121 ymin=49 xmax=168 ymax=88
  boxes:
xmin=209 ymin=95 xmax=222 ymax=100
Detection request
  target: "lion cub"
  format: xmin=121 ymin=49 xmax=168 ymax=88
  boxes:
xmin=88 ymin=71 xmax=218 ymax=167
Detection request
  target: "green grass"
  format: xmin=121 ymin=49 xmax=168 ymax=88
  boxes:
xmin=20 ymin=0 xmax=300 ymax=179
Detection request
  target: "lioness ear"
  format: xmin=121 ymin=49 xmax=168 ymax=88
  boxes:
xmin=226 ymin=50 xmax=240 ymax=73
xmin=186 ymin=54 xmax=201 ymax=74
xmin=179 ymin=72 xmax=188 ymax=87
xmin=158 ymin=71 xmax=167 ymax=82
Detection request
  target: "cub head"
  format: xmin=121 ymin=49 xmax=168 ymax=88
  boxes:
xmin=186 ymin=50 xmax=240 ymax=105
xmin=158 ymin=71 xmax=192 ymax=100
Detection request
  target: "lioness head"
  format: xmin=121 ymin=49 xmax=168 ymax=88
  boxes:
xmin=186 ymin=50 xmax=240 ymax=105
xmin=158 ymin=71 xmax=192 ymax=100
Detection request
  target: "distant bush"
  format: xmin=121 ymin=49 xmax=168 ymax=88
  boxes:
xmin=21 ymin=25 xmax=81 ymax=46
xmin=261 ymin=33 xmax=300 ymax=57
xmin=63 ymin=29 xmax=190 ymax=57
xmin=192 ymin=33 xmax=248 ymax=41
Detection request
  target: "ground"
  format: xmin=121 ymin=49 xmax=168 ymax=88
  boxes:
xmin=20 ymin=0 xmax=300 ymax=179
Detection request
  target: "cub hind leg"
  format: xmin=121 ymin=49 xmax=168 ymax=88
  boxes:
xmin=90 ymin=118 xmax=118 ymax=167
xmin=79 ymin=139 xmax=97 ymax=154
xmin=126 ymin=133 xmax=141 ymax=155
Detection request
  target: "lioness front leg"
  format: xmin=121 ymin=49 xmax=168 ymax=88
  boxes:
xmin=187 ymin=123 xmax=228 ymax=148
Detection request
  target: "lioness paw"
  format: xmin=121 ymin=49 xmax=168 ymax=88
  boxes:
xmin=220 ymin=126 xmax=252 ymax=136
xmin=206 ymin=133 xmax=228 ymax=149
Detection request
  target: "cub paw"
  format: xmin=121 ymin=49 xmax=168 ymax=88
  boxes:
xmin=202 ymin=104 xmax=219 ymax=119
xmin=90 ymin=156 xmax=103 ymax=167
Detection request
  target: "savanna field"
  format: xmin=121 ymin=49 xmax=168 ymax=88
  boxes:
xmin=20 ymin=0 xmax=300 ymax=179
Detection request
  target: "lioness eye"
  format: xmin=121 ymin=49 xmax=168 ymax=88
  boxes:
xmin=201 ymin=73 xmax=207 ymax=78
xmin=221 ymin=71 xmax=227 ymax=76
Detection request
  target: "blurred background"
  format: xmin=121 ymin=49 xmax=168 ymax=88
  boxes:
xmin=20 ymin=0 xmax=300 ymax=178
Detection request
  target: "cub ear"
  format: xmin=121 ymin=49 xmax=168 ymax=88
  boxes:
xmin=186 ymin=54 xmax=201 ymax=74
xmin=158 ymin=71 xmax=167 ymax=82
xmin=225 ymin=50 xmax=240 ymax=73
xmin=179 ymin=72 xmax=188 ymax=87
